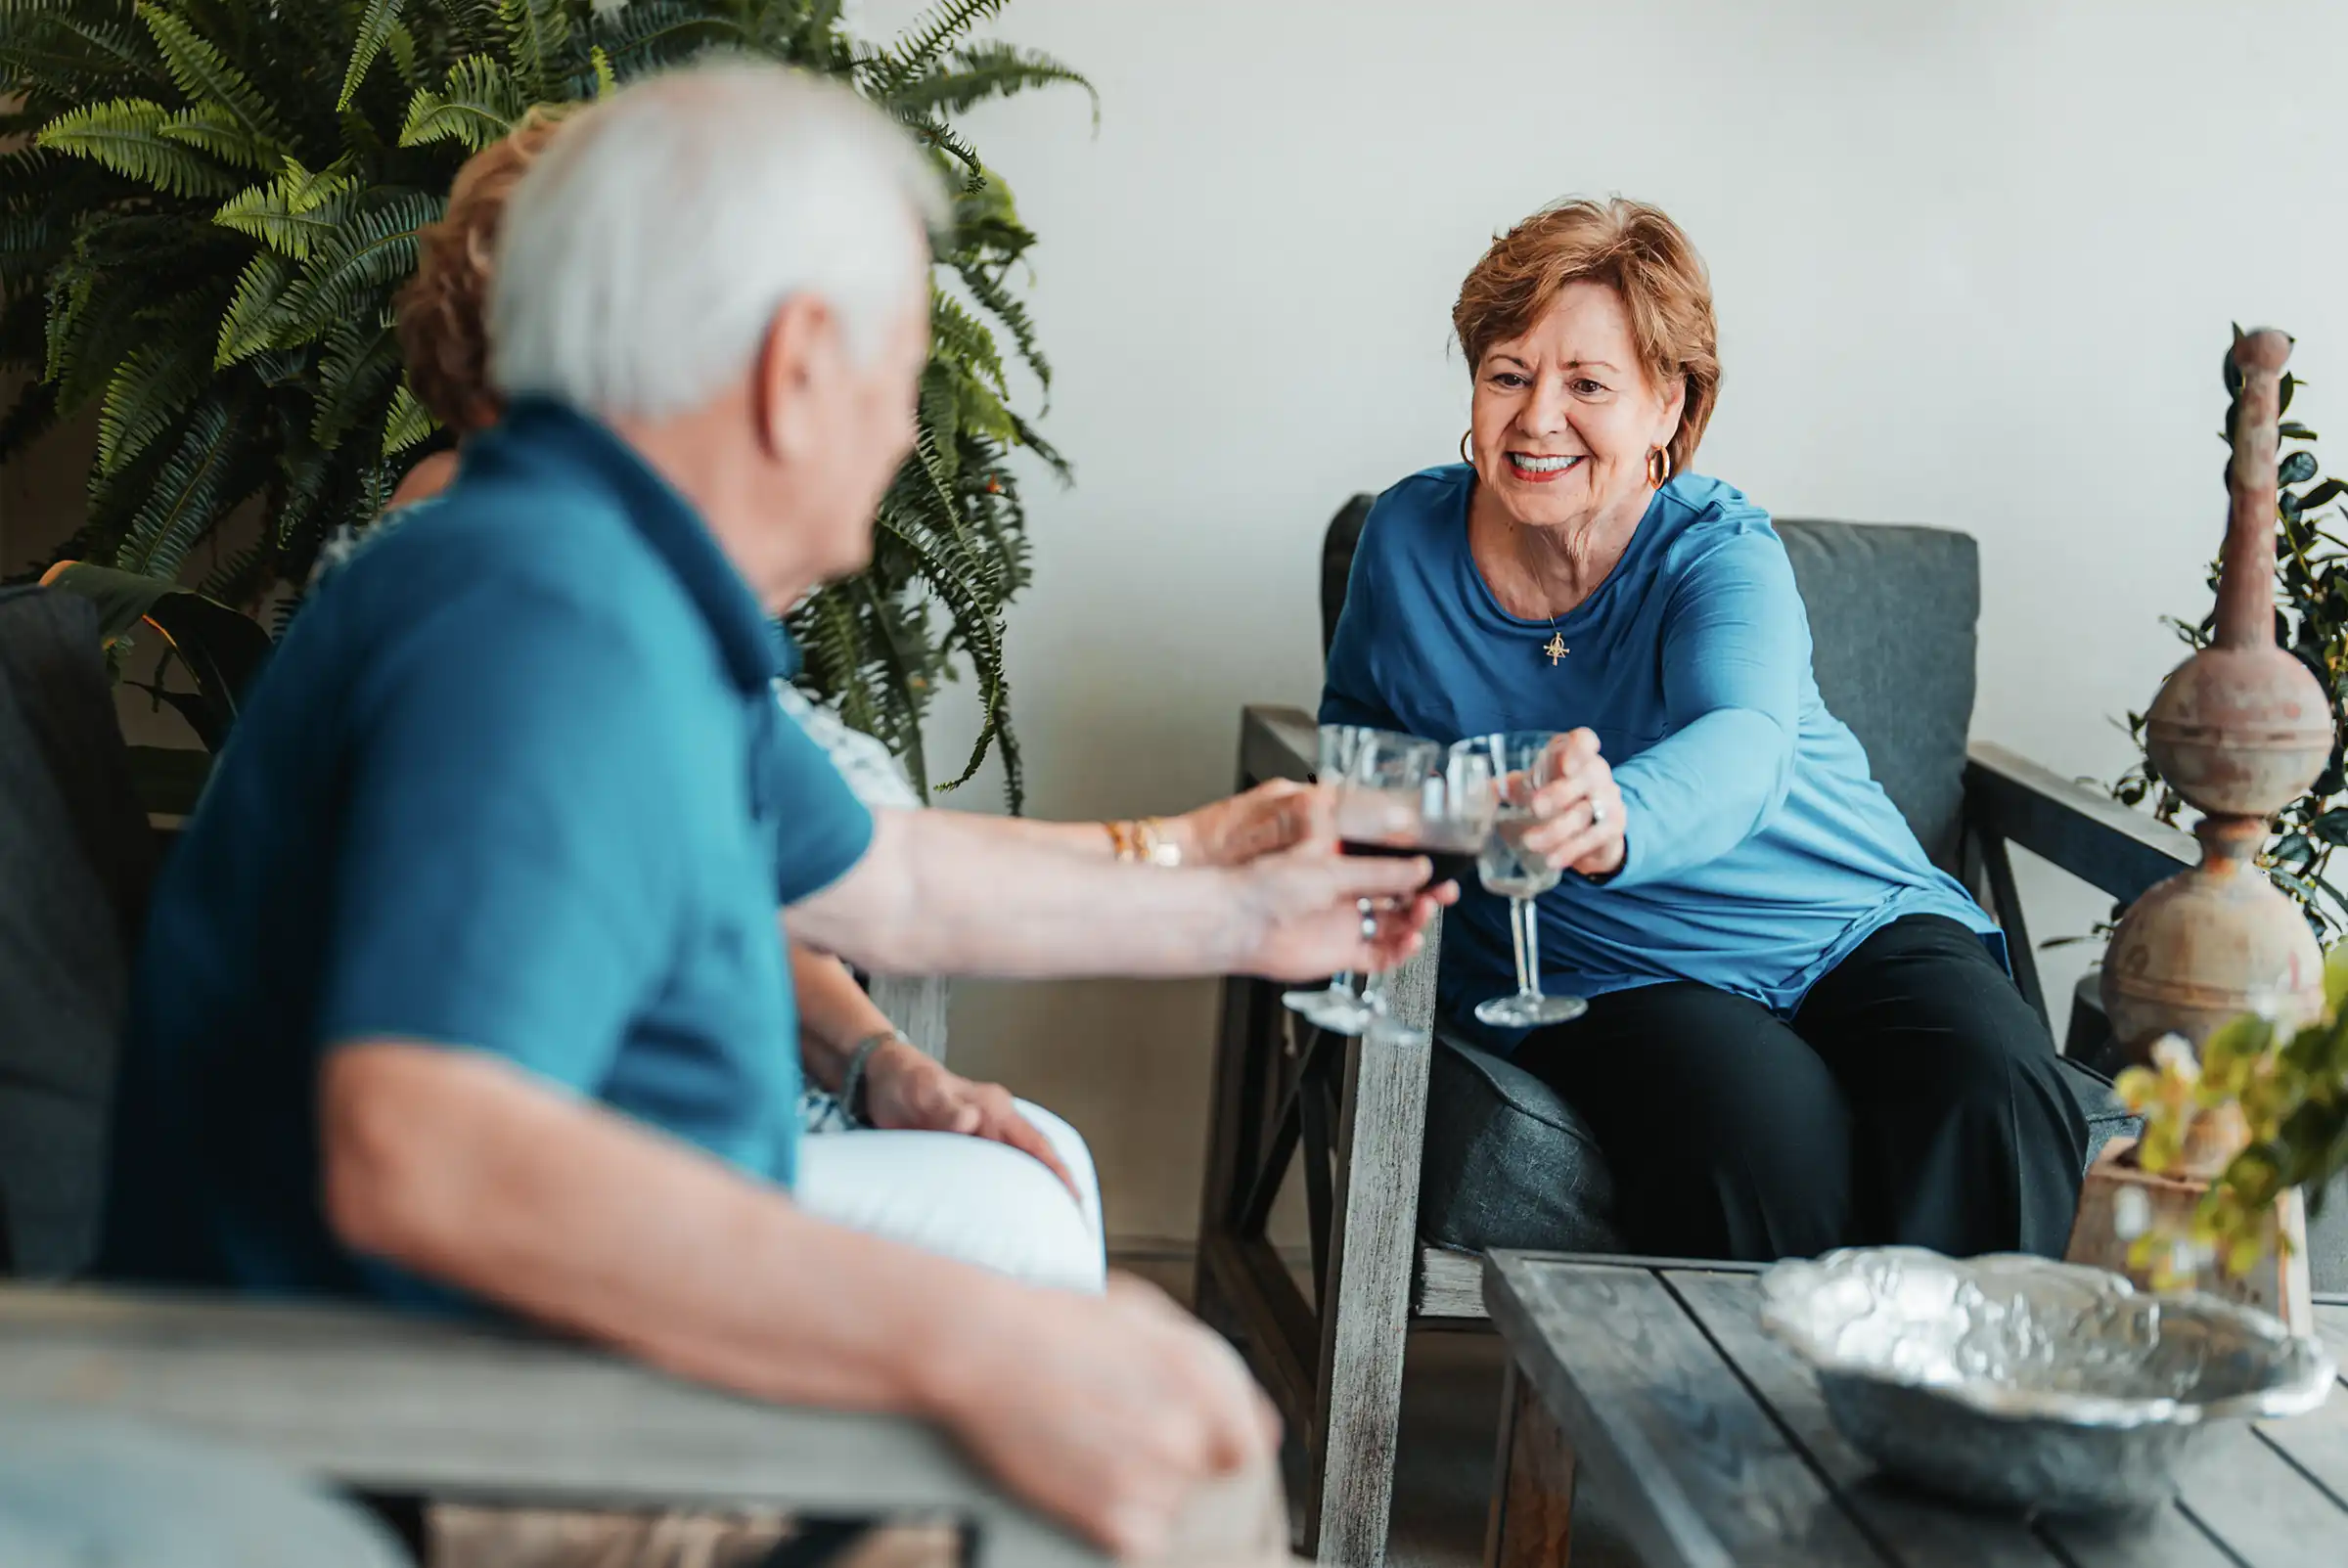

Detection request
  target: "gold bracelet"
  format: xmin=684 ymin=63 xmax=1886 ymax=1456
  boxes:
xmin=1106 ymin=818 xmax=1182 ymax=867
xmin=1135 ymin=817 xmax=1183 ymax=868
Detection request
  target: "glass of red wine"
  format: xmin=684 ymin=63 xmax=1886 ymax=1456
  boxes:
xmin=1458 ymin=732 xmax=1589 ymax=1028
xmin=1280 ymin=724 xmax=1380 ymax=1032
xmin=1331 ymin=729 xmax=1497 ymax=1046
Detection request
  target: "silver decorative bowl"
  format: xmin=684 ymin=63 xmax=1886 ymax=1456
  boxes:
xmin=1759 ymin=1247 xmax=2335 ymax=1514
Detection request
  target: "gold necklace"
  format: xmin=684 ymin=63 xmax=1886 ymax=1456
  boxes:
xmin=1543 ymin=614 xmax=1568 ymax=666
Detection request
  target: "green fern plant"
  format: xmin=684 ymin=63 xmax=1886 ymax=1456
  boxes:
xmin=1 ymin=0 xmax=1090 ymax=803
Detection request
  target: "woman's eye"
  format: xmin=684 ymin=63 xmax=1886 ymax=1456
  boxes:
xmin=1490 ymin=372 xmax=1528 ymax=388
xmin=1572 ymin=379 xmax=1607 ymax=396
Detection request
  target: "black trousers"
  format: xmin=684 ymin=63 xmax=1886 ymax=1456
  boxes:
xmin=1513 ymin=915 xmax=2091 ymax=1262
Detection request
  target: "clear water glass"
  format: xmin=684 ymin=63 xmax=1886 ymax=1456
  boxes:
xmin=1281 ymin=723 xmax=1382 ymax=1033
xmin=1461 ymin=731 xmax=1589 ymax=1029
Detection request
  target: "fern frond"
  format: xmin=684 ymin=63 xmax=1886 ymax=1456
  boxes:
xmin=0 ymin=209 xmax=68 ymax=286
xmin=309 ymin=314 xmax=400 ymax=447
xmin=928 ymin=291 xmax=1006 ymax=396
xmin=953 ymin=257 xmax=1050 ymax=397
xmin=887 ymin=41 xmax=1095 ymax=127
xmin=892 ymin=110 xmax=982 ymax=181
xmin=158 ymin=100 xmax=280 ymax=170
xmin=45 ymin=263 xmax=155 ymax=414
xmin=590 ymin=43 xmax=615 ymax=96
xmin=384 ymin=19 xmax=420 ymax=88
xmin=211 ymin=157 xmax=358 ymax=259
xmin=592 ymin=0 xmax=739 ymax=75
xmin=0 ymin=9 xmax=161 ymax=103
xmin=113 ymin=392 xmax=242 ymax=578
xmin=864 ymin=0 xmax=1008 ymax=97
xmin=339 ymin=0 xmax=407 ymax=111
xmin=38 ymin=97 xmax=239 ymax=197
xmin=381 ymin=380 xmax=432 ymax=457
xmin=500 ymin=0 xmax=570 ymax=100
xmin=97 ymin=339 xmax=204 ymax=475
xmin=398 ymin=54 xmax=525 ymax=151
xmin=214 ymin=248 xmax=293 ymax=365
xmin=277 ymin=191 xmax=438 ymax=338
xmin=135 ymin=4 xmax=284 ymax=146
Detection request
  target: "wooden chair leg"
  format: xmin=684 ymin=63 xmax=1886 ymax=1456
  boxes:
xmin=1483 ymin=1364 xmax=1574 ymax=1568
xmin=1303 ymin=1018 xmax=1434 ymax=1567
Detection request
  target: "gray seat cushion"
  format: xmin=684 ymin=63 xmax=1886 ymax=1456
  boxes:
xmin=1419 ymin=1034 xmax=2141 ymax=1255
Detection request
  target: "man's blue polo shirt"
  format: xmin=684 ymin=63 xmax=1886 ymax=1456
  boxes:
xmin=96 ymin=400 xmax=872 ymax=1305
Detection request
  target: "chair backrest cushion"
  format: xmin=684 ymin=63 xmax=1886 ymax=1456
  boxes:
xmin=1318 ymin=500 xmax=1981 ymax=869
xmin=0 ymin=588 xmax=153 ymax=1277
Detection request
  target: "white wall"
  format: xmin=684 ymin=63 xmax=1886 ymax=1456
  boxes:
xmin=866 ymin=0 xmax=2348 ymax=1248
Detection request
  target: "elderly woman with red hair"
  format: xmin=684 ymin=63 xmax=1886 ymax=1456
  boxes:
xmin=1323 ymin=199 xmax=2090 ymax=1263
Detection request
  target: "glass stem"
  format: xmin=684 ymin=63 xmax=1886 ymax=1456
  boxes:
xmin=1512 ymin=896 xmax=1544 ymax=1002
xmin=1358 ymin=899 xmax=1390 ymax=1015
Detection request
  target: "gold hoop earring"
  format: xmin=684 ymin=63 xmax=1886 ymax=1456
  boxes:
xmin=1648 ymin=446 xmax=1672 ymax=487
xmin=1460 ymin=430 xmax=1474 ymax=467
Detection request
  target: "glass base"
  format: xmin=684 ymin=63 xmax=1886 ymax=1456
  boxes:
xmin=1283 ymin=985 xmax=1373 ymax=1034
xmin=1474 ymin=991 xmax=1589 ymax=1028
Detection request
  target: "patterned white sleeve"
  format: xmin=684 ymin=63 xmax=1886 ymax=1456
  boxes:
xmin=770 ymin=681 xmax=923 ymax=811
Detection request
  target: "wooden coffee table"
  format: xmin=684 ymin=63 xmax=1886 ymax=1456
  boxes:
xmin=1481 ymin=1251 xmax=2348 ymax=1568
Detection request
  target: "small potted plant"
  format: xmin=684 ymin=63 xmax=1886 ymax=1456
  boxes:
xmin=2111 ymin=946 xmax=2348 ymax=1290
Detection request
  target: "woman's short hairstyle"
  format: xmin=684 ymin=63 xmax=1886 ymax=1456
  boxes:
xmin=396 ymin=106 xmax=571 ymax=435
xmin=1452 ymin=198 xmax=1721 ymax=476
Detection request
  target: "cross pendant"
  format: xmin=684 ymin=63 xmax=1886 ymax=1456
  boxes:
xmin=1543 ymin=632 xmax=1569 ymax=666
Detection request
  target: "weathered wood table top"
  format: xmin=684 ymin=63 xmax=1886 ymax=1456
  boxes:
xmin=1484 ymin=1252 xmax=2348 ymax=1568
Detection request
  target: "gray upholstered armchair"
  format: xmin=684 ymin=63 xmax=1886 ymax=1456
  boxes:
xmin=1193 ymin=500 xmax=2270 ymax=1568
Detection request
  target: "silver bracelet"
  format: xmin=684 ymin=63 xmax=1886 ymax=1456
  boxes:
xmin=836 ymin=1031 xmax=904 ymax=1129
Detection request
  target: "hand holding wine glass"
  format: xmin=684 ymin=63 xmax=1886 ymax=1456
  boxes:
xmin=1329 ymin=731 xmax=1496 ymax=1046
xmin=1516 ymin=728 xmax=1627 ymax=877
xmin=1283 ymin=724 xmax=1378 ymax=1032
xmin=1459 ymin=732 xmax=1588 ymax=1028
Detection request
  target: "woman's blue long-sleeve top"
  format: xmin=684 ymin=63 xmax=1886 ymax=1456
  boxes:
xmin=1319 ymin=465 xmax=1998 ymax=1051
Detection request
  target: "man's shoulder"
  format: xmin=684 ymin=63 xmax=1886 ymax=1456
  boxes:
xmin=337 ymin=481 xmax=697 ymax=660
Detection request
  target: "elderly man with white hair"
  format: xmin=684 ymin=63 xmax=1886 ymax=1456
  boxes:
xmin=95 ymin=64 xmax=1450 ymax=1557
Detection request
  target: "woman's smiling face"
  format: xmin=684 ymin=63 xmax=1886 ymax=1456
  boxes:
xmin=1468 ymin=279 xmax=1685 ymax=533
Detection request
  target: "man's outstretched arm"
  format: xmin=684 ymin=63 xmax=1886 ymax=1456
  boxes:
xmin=785 ymin=805 xmax=1450 ymax=981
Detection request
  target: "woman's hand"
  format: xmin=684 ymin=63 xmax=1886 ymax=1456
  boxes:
xmin=1519 ymin=729 xmax=1628 ymax=877
xmin=1166 ymin=779 xmax=1327 ymax=868
xmin=861 ymin=1039 xmax=1079 ymax=1198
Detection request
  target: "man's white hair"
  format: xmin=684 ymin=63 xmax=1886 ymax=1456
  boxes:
xmin=488 ymin=61 xmax=946 ymax=420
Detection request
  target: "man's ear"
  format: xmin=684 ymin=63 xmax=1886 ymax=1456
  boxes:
xmin=750 ymin=293 xmax=840 ymax=464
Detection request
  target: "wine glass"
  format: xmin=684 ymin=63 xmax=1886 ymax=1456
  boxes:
xmin=1332 ymin=731 xmax=1497 ymax=1046
xmin=1281 ymin=724 xmax=1380 ymax=1032
xmin=1460 ymin=732 xmax=1589 ymax=1028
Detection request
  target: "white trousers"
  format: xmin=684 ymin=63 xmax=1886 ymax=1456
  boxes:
xmin=795 ymin=1098 xmax=1106 ymax=1293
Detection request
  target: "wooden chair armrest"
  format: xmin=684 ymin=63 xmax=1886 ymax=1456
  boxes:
xmin=0 ymin=1286 xmax=1107 ymax=1566
xmin=868 ymin=973 xmax=950 ymax=1059
xmin=1240 ymin=705 xmax=1317 ymax=786
xmin=1964 ymin=739 xmax=2195 ymax=903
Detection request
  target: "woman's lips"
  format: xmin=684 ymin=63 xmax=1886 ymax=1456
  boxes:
xmin=1505 ymin=453 xmax=1584 ymax=484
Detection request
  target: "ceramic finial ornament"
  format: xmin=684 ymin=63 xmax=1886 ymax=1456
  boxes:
xmin=2102 ymin=328 xmax=2329 ymax=1071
